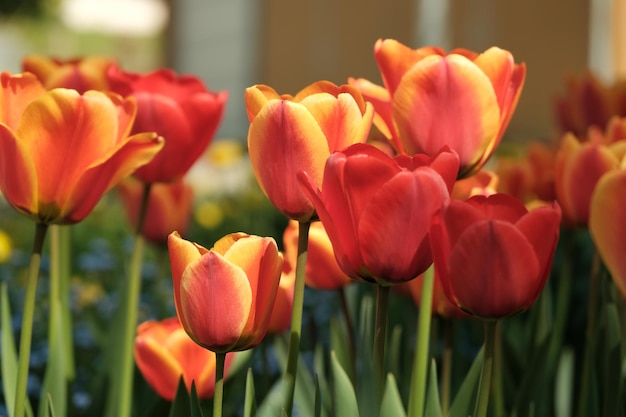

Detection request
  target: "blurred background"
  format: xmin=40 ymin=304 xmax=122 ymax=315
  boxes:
xmin=0 ymin=0 xmax=615 ymax=143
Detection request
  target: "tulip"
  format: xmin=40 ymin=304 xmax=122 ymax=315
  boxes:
xmin=351 ymin=39 xmax=525 ymax=177
xmin=400 ymin=270 xmax=468 ymax=319
xmin=554 ymin=130 xmax=625 ymax=226
xmin=168 ymin=231 xmax=284 ymax=352
xmin=451 ymin=169 xmax=499 ymax=201
xmin=0 ymin=72 xmax=164 ymax=225
xmin=107 ymin=65 xmax=227 ymax=183
xmin=554 ymin=72 xmax=614 ymax=138
xmin=246 ymin=81 xmax=374 ymax=221
xmin=283 ymin=220 xmax=352 ymax=290
xmin=22 ymin=55 xmax=115 ymax=93
xmin=299 ymin=143 xmax=459 ymax=285
xmin=267 ymin=263 xmax=295 ymax=334
xmin=118 ymin=177 xmax=193 ymax=245
xmin=589 ymin=168 xmax=626 ymax=299
xmin=430 ymin=193 xmax=561 ymax=319
xmin=135 ymin=317 xmax=234 ymax=401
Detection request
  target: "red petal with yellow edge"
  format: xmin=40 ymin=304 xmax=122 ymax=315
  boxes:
xmin=244 ymin=85 xmax=281 ymax=121
xmin=359 ymin=169 xmax=449 ymax=282
xmin=61 ymin=132 xmax=164 ymax=224
xmin=247 ymin=100 xmax=328 ymax=221
xmin=224 ymin=237 xmax=283 ymax=348
xmin=168 ymin=232 xmax=209 ymax=330
xmin=472 ymin=47 xmax=518 ymax=112
xmin=448 ymin=220 xmax=540 ymax=318
xmin=0 ymin=125 xmax=38 ymax=218
xmin=299 ymin=92 xmax=372 ymax=152
xmin=392 ymin=54 xmax=500 ymax=170
xmin=180 ymin=252 xmax=252 ymax=352
xmin=135 ymin=329 xmax=185 ymax=400
xmin=0 ymin=72 xmax=47 ymax=130
xmin=590 ymin=169 xmax=626 ymax=298
xmin=374 ymin=39 xmax=445 ymax=96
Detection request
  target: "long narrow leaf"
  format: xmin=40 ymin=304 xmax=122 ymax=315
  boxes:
xmin=38 ymin=299 xmax=67 ymax=417
xmin=424 ymin=360 xmax=442 ymax=417
xmin=448 ymin=347 xmax=483 ymax=417
xmin=331 ymin=351 xmax=359 ymax=417
xmin=244 ymin=368 xmax=257 ymax=417
xmin=380 ymin=373 xmax=407 ymax=417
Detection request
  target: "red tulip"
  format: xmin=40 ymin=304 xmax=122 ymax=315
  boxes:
xmin=0 ymin=72 xmax=164 ymax=225
xmin=299 ymin=143 xmax=459 ymax=285
xmin=430 ymin=194 xmax=561 ymax=319
xmin=107 ymin=65 xmax=227 ymax=183
xmin=168 ymin=231 xmax=283 ymax=352
xmin=400 ymin=271 xmax=468 ymax=319
xmin=283 ymin=220 xmax=352 ymax=290
xmin=246 ymin=81 xmax=374 ymax=221
xmin=135 ymin=317 xmax=234 ymax=400
xmin=351 ymin=39 xmax=525 ymax=177
xmin=22 ymin=55 xmax=115 ymax=93
xmin=117 ymin=178 xmax=193 ymax=245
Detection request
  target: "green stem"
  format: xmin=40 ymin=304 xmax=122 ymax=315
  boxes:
xmin=213 ymin=352 xmax=226 ymax=417
xmin=118 ymin=183 xmax=152 ymax=417
xmin=14 ymin=222 xmax=49 ymax=417
xmin=576 ymin=248 xmax=601 ymax=417
xmin=373 ymin=284 xmax=390 ymax=398
xmin=408 ymin=265 xmax=435 ymax=417
xmin=282 ymin=220 xmax=311 ymax=416
xmin=492 ymin=319 xmax=505 ymax=417
xmin=474 ymin=320 xmax=498 ymax=417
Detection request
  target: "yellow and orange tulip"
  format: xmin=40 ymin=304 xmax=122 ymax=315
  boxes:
xmin=117 ymin=178 xmax=194 ymax=245
xmin=22 ymin=55 xmax=115 ymax=93
xmin=246 ymin=81 xmax=374 ymax=221
xmin=351 ymin=39 xmax=525 ymax=177
xmin=0 ymin=72 xmax=164 ymax=225
xmin=135 ymin=317 xmax=234 ymax=400
xmin=168 ymin=231 xmax=284 ymax=352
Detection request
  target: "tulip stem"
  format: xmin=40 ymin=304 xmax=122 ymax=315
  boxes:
xmin=282 ymin=220 xmax=310 ymax=417
xmin=474 ymin=320 xmax=498 ymax=417
xmin=408 ymin=265 xmax=434 ymax=417
xmin=373 ymin=284 xmax=390 ymax=398
xmin=14 ymin=222 xmax=48 ymax=417
xmin=213 ymin=352 xmax=226 ymax=417
xmin=117 ymin=183 xmax=152 ymax=417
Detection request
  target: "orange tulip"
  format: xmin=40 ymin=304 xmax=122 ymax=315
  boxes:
xmin=589 ymin=168 xmax=626 ymax=298
xmin=135 ymin=317 xmax=234 ymax=400
xmin=267 ymin=263 xmax=295 ymax=334
xmin=430 ymin=194 xmax=561 ymax=319
xmin=451 ymin=170 xmax=499 ymax=201
xmin=0 ymin=72 xmax=164 ymax=225
xmin=351 ymin=39 xmax=525 ymax=177
xmin=400 ymin=271 xmax=468 ymax=319
xmin=107 ymin=65 xmax=227 ymax=183
xmin=283 ymin=220 xmax=352 ymax=290
xmin=246 ymin=81 xmax=374 ymax=221
xmin=22 ymin=55 xmax=115 ymax=93
xmin=554 ymin=127 xmax=626 ymax=226
xmin=117 ymin=178 xmax=193 ymax=245
xmin=168 ymin=231 xmax=284 ymax=352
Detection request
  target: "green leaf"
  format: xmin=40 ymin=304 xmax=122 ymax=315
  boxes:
xmin=189 ymin=381 xmax=204 ymax=417
xmin=380 ymin=373 xmax=407 ymax=417
xmin=255 ymin=379 xmax=284 ymax=417
xmin=1 ymin=283 xmax=34 ymax=417
xmin=244 ymin=368 xmax=257 ymax=417
xmin=424 ymin=360 xmax=442 ymax=417
xmin=229 ymin=349 xmax=253 ymax=378
xmin=314 ymin=375 xmax=322 ymax=417
xmin=46 ymin=394 xmax=56 ymax=417
xmin=169 ymin=376 xmax=191 ymax=417
xmin=330 ymin=317 xmax=354 ymax=381
xmin=38 ymin=298 xmax=67 ymax=417
xmin=331 ymin=350 xmax=360 ymax=417
xmin=555 ymin=348 xmax=574 ymax=417
xmin=448 ymin=346 xmax=483 ymax=417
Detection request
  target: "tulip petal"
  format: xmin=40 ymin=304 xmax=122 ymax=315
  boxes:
xmin=166 ymin=328 xmax=217 ymax=397
xmin=135 ymin=333 xmax=185 ymax=401
xmin=168 ymin=232 xmax=209 ymax=330
xmin=180 ymin=252 xmax=252 ymax=351
xmin=244 ymin=85 xmax=282 ymax=121
xmin=590 ymin=169 xmax=626 ymax=298
xmin=0 ymin=125 xmax=38 ymax=218
xmin=248 ymin=100 xmax=329 ymax=220
xmin=465 ymin=194 xmax=528 ymax=223
xmin=0 ymin=72 xmax=47 ymax=130
xmin=447 ymin=220 xmax=540 ymax=318
xmin=392 ymin=54 xmax=500 ymax=169
xmin=359 ymin=169 xmax=449 ymax=282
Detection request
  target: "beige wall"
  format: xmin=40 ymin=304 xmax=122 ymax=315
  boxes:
xmin=258 ymin=0 xmax=591 ymax=142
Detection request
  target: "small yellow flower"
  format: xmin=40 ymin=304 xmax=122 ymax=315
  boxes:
xmin=0 ymin=230 xmax=12 ymax=263
xmin=195 ymin=201 xmax=224 ymax=229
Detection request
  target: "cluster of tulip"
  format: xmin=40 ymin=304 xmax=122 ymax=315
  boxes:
xmin=1 ymin=37 xmax=625 ymax=417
